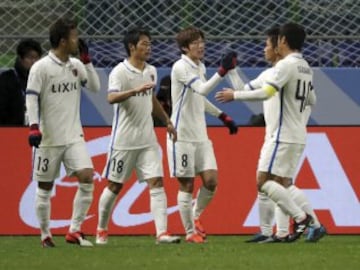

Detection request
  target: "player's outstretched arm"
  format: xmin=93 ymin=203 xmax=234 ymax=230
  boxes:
xmin=188 ymin=51 xmax=237 ymax=96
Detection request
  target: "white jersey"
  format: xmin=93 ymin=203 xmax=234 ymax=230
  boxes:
xmin=108 ymin=59 xmax=157 ymax=150
xmin=171 ymin=54 xmax=209 ymax=142
xmin=26 ymin=51 xmax=93 ymax=146
xmin=246 ymin=67 xmax=279 ymax=141
xmin=264 ymin=53 xmax=314 ymax=144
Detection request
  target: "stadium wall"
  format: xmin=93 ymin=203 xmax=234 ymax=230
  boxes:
xmin=0 ymin=127 xmax=359 ymax=235
xmin=81 ymin=67 xmax=360 ymax=126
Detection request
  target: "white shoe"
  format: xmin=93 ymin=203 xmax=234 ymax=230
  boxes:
xmin=96 ymin=229 xmax=108 ymax=245
xmin=65 ymin=231 xmax=94 ymax=247
xmin=156 ymin=232 xmax=181 ymax=244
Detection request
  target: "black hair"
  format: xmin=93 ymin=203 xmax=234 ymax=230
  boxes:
xmin=279 ymin=22 xmax=306 ymax=51
xmin=123 ymin=26 xmax=151 ymax=56
xmin=265 ymin=26 xmax=280 ymax=49
xmin=16 ymin=39 xmax=42 ymax=58
xmin=49 ymin=17 xmax=77 ymax=49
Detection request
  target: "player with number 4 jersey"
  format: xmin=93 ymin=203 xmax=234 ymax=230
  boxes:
xmin=216 ymin=23 xmax=318 ymax=242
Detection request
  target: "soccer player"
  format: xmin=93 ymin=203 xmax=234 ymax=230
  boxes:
xmin=216 ymin=22 xmax=323 ymax=242
xmin=26 ymin=18 xmax=101 ymax=247
xmin=168 ymin=26 xmax=238 ymax=243
xmin=96 ymin=27 xmax=180 ymax=245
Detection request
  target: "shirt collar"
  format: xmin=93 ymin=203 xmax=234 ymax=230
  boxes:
xmin=181 ymin=54 xmax=201 ymax=69
xmin=48 ymin=51 xmax=72 ymax=67
xmin=123 ymin=59 xmax=147 ymax=74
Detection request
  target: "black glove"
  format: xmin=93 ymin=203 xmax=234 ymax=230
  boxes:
xmin=28 ymin=124 xmax=42 ymax=148
xmin=218 ymin=51 xmax=237 ymax=77
xmin=219 ymin=112 xmax=238 ymax=134
xmin=78 ymin=38 xmax=91 ymax=64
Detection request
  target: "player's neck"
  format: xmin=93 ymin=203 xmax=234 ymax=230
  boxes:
xmin=51 ymin=49 xmax=69 ymax=63
xmin=128 ymin=57 xmax=145 ymax=70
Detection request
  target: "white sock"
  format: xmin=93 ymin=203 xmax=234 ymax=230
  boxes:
xmin=287 ymin=185 xmax=321 ymax=228
xmin=35 ymin=187 xmax=52 ymax=240
xmin=69 ymin=183 xmax=94 ymax=233
xmin=258 ymin=192 xmax=274 ymax=236
xmin=193 ymin=186 xmax=215 ymax=219
xmin=150 ymin=187 xmax=167 ymax=237
xmin=177 ymin=191 xmax=194 ymax=236
xmin=261 ymin=181 xmax=305 ymax=223
xmin=274 ymin=205 xmax=290 ymax=237
xmin=97 ymin=187 xmax=117 ymax=230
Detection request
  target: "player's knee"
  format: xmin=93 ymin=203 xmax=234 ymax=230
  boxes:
xmin=204 ymin=179 xmax=217 ymax=191
xmin=76 ymin=168 xmax=94 ymax=184
xmin=107 ymin=181 xmax=123 ymax=194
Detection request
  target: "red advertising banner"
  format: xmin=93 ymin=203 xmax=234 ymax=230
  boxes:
xmin=0 ymin=127 xmax=359 ymax=235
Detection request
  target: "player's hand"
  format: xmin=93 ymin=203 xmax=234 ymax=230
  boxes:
xmin=166 ymin=122 xmax=177 ymax=142
xmin=78 ymin=38 xmax=91 ymax=64
xmin=215 ymin=88 xmax=235 ymax=103
xmin=218 ymin=112 xmax=238 ymax=135
xmin=134 ymin=82 xmax=156 ymax=94
xmin=218 ymin=51 xmax=237 ymax=77
xmin=28 ymin=124 xmax=42 ymax=148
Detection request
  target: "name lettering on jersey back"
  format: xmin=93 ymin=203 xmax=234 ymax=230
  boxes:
xmin=51 ymin=82 xmax=78 ymax=93
xmin=297 ymin=66 xmax=312 ymax=74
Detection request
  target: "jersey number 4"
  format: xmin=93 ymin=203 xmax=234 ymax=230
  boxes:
xmin=295 ymin=79 xmax=313 ymax=112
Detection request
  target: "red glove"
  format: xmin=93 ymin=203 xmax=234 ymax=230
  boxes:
xmin=217 ymin=51 xmax=237 ymax=77
xmin=28 ymin=124 xmax=42 ymax=148
xmin=78 ymin=38 xmax=91 ymax=64
xmin=219 ymin=112 xmax=238 ymax=135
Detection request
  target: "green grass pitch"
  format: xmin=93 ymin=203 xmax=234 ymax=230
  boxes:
xmin=0 ymin=235 xmax=359 ymax=270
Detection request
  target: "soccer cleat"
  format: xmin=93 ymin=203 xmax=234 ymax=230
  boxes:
xmin=42 ymin=236 xmax=55 ymax=248
xmin=96 ymin=229 xmax=108 ymax=245
xmin=245 ymin=233 xmax=271 ymax=243
xmin=289 ymin=214 xmax=313 ymax=242
xmin=65 ymin=231 xmax=93 ymax=247
xmin=258 ymin=234 xmax=291 ymax=243
xmin=156 ymin=232 xmax=181 ymax=244
xmin=305 ymin=225 xmax=326 ymax=243
xmin=194 ymin=218 xmax=207 ymax=239
xmin=186 ymin=233 xmax=205 ymax=244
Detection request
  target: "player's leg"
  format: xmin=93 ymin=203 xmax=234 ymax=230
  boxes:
xmin=258 ymin=142 xmax=312 ymax=240
xmin=33 ymin=146 xmax=63 ymax=247
xmin=137 ymin=145 xmax=180 ymax=244
xmin=193 ymin=140 xmax=218 ymax=240
xmin=63 ymin=141 xmax=94 ymax=247
xmin=168 ymin=140 xmax=203 ymax=243
xmin=246 ymin=192 xmax=275 ymax=243
xmin=96 ymin=149 xmax=133 ymax=244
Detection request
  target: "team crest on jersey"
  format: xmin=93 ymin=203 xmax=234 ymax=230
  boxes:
xmin=72 ymin=69 xmax=78 ymax=77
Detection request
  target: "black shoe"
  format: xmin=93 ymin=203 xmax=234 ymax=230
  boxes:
xmin=259 ymin=234 xmax=291 ymax=243
xmin=289 ymin=214 xmax=313 ymax=242
xmin=42 ymin=236 xmax=55 ymax=248
xmin=245 ymin=233 xmax=271 ymax=243
xmin=305 ymin=225 xmax=326 ymax=242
